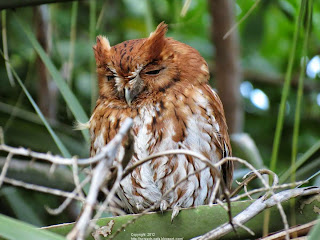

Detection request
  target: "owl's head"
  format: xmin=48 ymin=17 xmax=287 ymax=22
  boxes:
xmin=93 ymin=22 xmax=209 ymax=107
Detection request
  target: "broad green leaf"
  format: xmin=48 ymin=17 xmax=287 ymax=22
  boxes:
xmin=0 ymin=214 xmax=67 ymax=240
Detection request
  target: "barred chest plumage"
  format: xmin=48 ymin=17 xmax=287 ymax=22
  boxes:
xmin=90 ymin=22 xmax=233 ymax=218
xmin=90 ymin=83 xmax=230 ymax=214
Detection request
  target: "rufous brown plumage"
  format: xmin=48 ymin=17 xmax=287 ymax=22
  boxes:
xmin=90 ymin=22 xmax=233 ymax=218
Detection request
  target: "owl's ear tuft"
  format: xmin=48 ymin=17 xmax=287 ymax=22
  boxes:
xmin=93 ymin=36 xmax=111 ymax=66
xmin=148 ymin=22 xmax=168 ymax=39
xmin=145 ymin=22 xmax=168 ymax=59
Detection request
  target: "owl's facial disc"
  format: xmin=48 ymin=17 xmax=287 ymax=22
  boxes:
xmin=94 ymin=22 xmax=175 ymax=105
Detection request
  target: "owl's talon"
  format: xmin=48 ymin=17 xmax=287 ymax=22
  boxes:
xmin=135 ymin=203 xmax=143 ymax=211
xmin=171 ymin=206 xmax=181 ymax=222
xmin=160 ymin=200 xmax=168 ymax=212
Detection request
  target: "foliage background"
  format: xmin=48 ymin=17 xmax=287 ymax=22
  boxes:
xmin=0 ymin=0 xmax=319 ymax=228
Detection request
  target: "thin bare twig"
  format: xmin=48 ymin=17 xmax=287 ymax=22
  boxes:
xmin=209 ymin=178 xmax=221 ymax=205
xmin=230 ymin=169 xmax=279 ymax=198
xmin=0 ymin=141 xmax=127 ymax=166
xmin=0 ymin=152 xmax=13 ymax=187
xmin=223 ymin=0 xmax=261 ymax=40
xmin=260 ymin=219 xmax=319 ymax=240
xmin=192 ymin=187 xmax=320 ymax=240
xmin=180 ymin=0 xmax=192 ymax=17
xmin=216 ymin=157 xmax=290 ymax=240
xmin=46 ymin=175 xmax=91 ymax=215
xmin=71 ymin=157 xmax=85 ymax=199
xmin=231 ymin=180 xmax=308 ymax=202
xmin=67 ymin=118 xmax=133 ymax=240
xmin=89 ymin=162 xmax=124 ymax=233
xmin=0 ymin=127 xmax=4 ymax=144
xmin=3 ymin=177 xmax=84 ymax=201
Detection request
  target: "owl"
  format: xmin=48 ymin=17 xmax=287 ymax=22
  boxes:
xmin=90 ymin=22 xmax=233 ymax=219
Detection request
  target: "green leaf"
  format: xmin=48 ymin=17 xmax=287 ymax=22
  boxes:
xmin=0 ymin=214 xmax=67 ymax=240
xmin=1 ymin=10 xmax=15 ymax=86
xmin=290 ymin=0 xmax=313 ymax=184
xmin=89 ymin=0 xmax=97 ymax=111
xmin=13 ymin=13 xmax=90 ymax=144
xmin=309 ymin=216 xmax=320 ymax=240
xmin=270 ymin=0 xmax=307 ymax=173
xmin=280 ymin=139 xmax=320 ymax=183
xmin=0 ymin=54 xmax=71 ymax=158
xmin=1 ymin=187 xmax=43 ymax=226
xmin=231 ymin=133 xmax=265 ymax=170
xmin=0 ymin=49 xmax=71 ymax=157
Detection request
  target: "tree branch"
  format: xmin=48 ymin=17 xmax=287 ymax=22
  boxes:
xmin=0 ymin=0 xmax=82 ymax=10
xmin=0 ymin=158 xmax=74 ymax=191
xmin=209 ymin=0 xmax=243 ymax=133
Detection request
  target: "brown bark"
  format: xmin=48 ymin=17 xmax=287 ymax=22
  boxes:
xmin=209 ymin=0 xmax=243 ymax=133
xmin=34 ymin=5 xmax=57 ymax=119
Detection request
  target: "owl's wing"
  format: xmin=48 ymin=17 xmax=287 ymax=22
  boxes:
xmin=203 ymin=84 xmax=233 ymax=190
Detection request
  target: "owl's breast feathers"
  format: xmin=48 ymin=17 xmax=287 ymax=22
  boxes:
xmin=90 ymin=81 xmax=232 ymax=213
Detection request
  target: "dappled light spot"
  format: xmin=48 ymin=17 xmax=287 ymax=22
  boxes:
xmin=250 ymin=89 xmax=269 ymax=111
xmin=240 ymin=81 xmax=253 ymax=98
xmin=306 ymin=55 xmax=320 ymax=79
xmin=285 ymin=101 xmax=291 ymax=115
xmin=317 ymin=93 xmax=320 ymax=107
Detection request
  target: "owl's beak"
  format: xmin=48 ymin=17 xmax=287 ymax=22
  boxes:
xmin=125 ymin=87 xmax=132 ymax=106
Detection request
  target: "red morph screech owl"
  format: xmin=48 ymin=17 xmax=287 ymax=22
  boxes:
xmin=90 ymin=22 xmax=233 ymax=219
